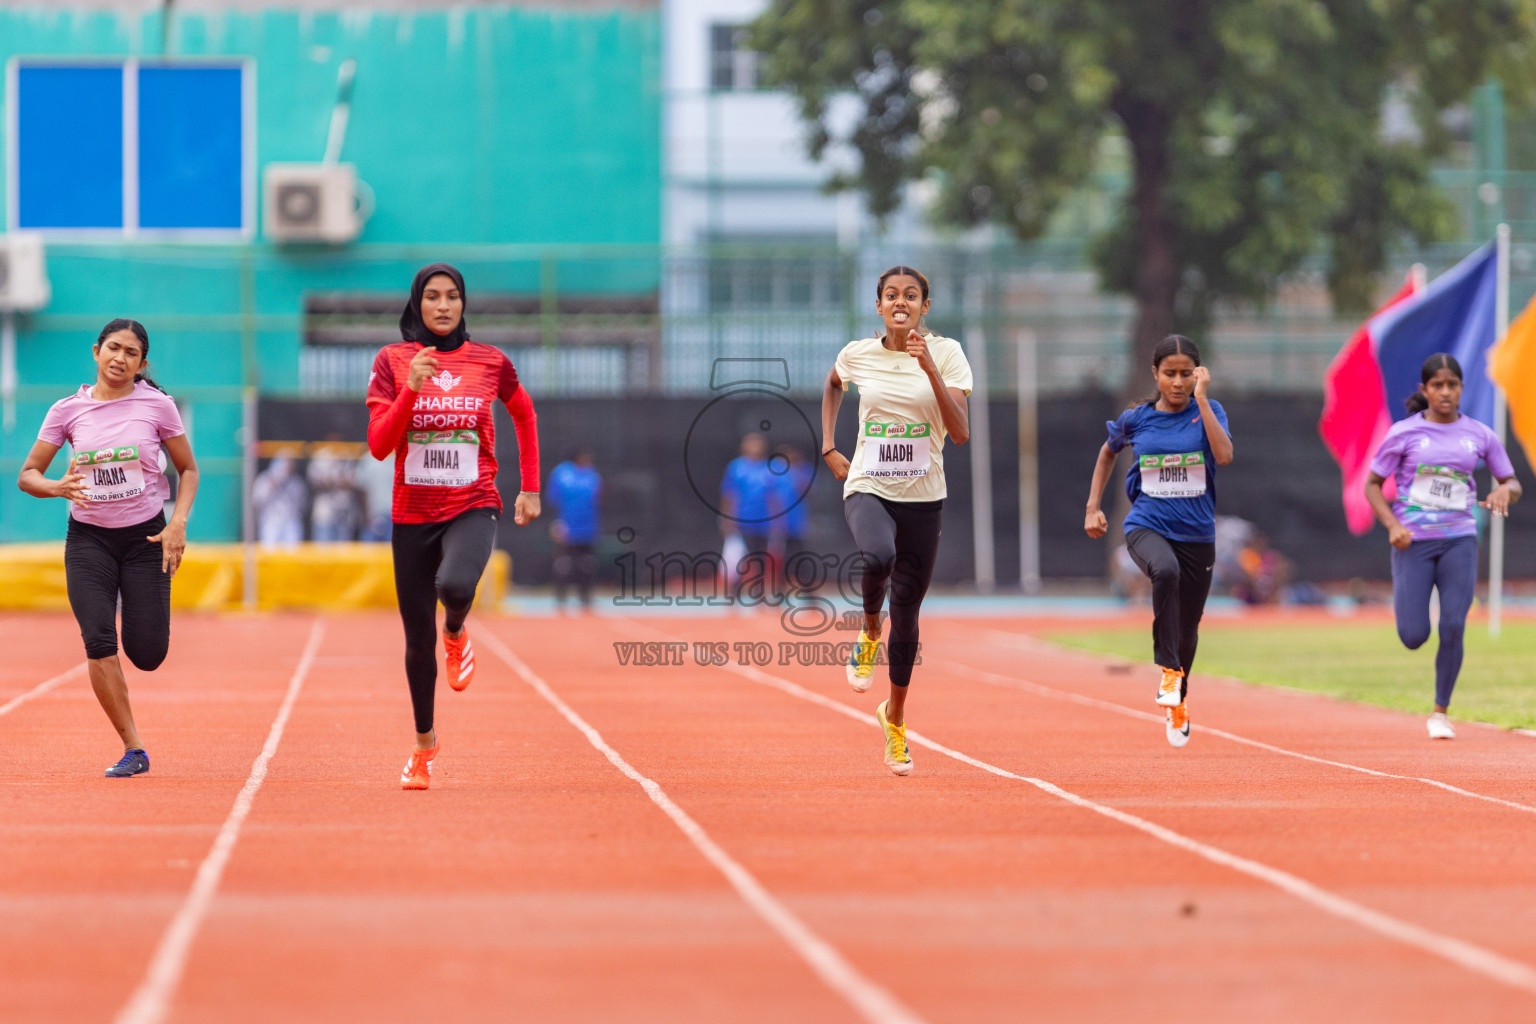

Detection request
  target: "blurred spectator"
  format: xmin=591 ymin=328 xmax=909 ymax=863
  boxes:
xmin=308 ymin=439 xmax=361 ymax=542
xmin=548 ymin=448 xmax=602 ymax=612
xmin=1111 ymin=543 xmax=1151 ymax=603
xmin=357 ymin=451 xmax=394 ymax=542
xmin=721 ymin=432 xmax=774 ymax=599
xmin=1212 ymin=514 xmax=1254 ymax=596
xmin=253 ymin=455 xmax=306 ymax=547
xmin=1234 ymin=530 xmax=1292 ymax=605
xmin=770 ymin=444 xmax=812 ymax=563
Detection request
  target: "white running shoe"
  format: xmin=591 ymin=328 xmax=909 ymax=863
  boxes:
xmin=1155 ymin=666 xmax=1184 ymax=707
xmin=845 ymin=630 xmax=879 ymax=693
xmin=1427 ymin=712 xmax=1455 ymax=740
xmin=1166 ymin=701 xmax=1190 ymax=748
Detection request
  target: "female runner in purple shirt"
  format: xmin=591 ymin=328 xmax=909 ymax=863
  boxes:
xmin=17 ymin=319 xmax=199 ymax=777
xmin=1365 ymin=353 xmax=1519 ymax=740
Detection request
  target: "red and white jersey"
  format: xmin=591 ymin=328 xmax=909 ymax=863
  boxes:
xmin=366 ymin=340 xmax=521 ymax=524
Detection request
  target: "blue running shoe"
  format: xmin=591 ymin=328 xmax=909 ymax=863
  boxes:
xmin=105 ymin=749 xmax=150 ymax=778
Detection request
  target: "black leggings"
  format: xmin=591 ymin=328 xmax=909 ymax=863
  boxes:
xmin=844 ymin=493 xmax=942 ymax=688
xmin=65 ymin=512 xmax=171 ymax=667
xmin=1125 ymin=528 xmax=1215 ymax=702
xmin=391 ymin=507 xmax=499 ymax=734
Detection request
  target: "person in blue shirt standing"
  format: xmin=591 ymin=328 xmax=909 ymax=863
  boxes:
xmin=770 ymin=444 xmax=813 ymax=567
xmin=547 ymin=448 xmax=602 ymax=612
xmin=721 ymin=432 xmax=775 ymax=602
xmin=1083 ymin=335 xmax=1234 ymax=748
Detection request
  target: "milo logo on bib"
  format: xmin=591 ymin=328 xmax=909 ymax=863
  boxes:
xmin=404 ymin=429 xmax=480 ymax=487
xmin=1139 ymin=452 xmax=1206 ymax=499
xmin=74 ymin=445 xmax=146 ymax=502
xmin=863 ymin=422 xmax=933 ymax=478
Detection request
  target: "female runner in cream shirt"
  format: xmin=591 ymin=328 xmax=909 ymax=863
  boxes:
xmin=822 ymin=265 xmax=973 ymax=776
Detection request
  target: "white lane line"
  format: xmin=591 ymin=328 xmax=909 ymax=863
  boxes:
xmin=954 ymin=625 xmax=1536 ymax=817
xmin=477 ymin=628 xmax=927 ymax=1024
xmin=116 ymin=618 xmax=326 ymax=1024
xmin=709 ymin=655 xmax=1536 ymax=997
xmin=947 ymin=659 xmax=1536 ymax=818
xmin=0 ymin=663 xmax=86 ymax=717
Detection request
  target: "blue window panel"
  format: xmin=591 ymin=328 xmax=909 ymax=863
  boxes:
xmin=16 ymin=66 xmax=124 ymax=229
xmin=137 ymin=66 xmax=244 ymax=230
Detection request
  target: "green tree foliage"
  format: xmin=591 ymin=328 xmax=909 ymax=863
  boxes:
xmin=751 ymin=0 xmax=1536 ymax=372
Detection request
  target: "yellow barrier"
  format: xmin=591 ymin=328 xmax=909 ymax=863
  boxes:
xmin=0 ymin=542 xmax=508 ymax=612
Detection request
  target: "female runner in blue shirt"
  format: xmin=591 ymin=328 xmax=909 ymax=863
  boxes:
xmin=1084 ymin=335 xmax=1234 ymax=747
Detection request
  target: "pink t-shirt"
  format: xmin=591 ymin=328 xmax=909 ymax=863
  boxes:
xmin=37 ymin=381 xmax=186 ymax=528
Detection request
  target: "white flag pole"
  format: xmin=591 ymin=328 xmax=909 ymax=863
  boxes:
xmin=1490 ymin=224 xmax=1510 ymax=639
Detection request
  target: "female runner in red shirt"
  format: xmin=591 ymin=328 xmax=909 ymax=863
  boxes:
xmin=367 ymin=264 xmax=540 ymax=789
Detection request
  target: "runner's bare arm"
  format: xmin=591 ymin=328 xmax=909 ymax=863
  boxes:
xmin=1083 ymin=442 xmax=1117 ymax=539
xmin=821 ymin=367 xmax=851 ymax=480
xmin=1191 ymin=367 xmax=1233 ymax=464
xmin=17 ymin=440 xmax=91 ymax=508
xmin=1364 ymin=471 xmax=1412 ymax=549
xmin=148 ymin=434 xmax=199 ymax=575
xmin=1482 ymin=474 xmax=1522 ymax=517
xmin=904 ymin=334 xmax=969 ymax=444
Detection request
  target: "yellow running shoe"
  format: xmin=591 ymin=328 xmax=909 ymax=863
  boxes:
xmin=1166 ymin=701 xmax=1190 ymax=748
xmin=1155 ymin=666 xmax=1185 ymax=707
xmin=846 ymin=630 xmax=880 ymax=693
xmin=875 ymin=699 xmax=912 ymax=776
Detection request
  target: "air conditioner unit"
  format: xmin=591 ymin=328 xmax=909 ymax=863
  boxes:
xmin=0 ymin=233 xmax=49 ymax=312
xmin=263 ymin=163 xmax=365 ymax=244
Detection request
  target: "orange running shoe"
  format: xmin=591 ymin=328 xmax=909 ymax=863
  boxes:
xmin=1166 ymin=701 xmax=1190 ymax=748
xmin=400 ymin=741 xmax=439 ymax=790
xmin=1155 ymin=666 xmax=1184 ymax=707
xmin=446 ymin=628 xmax=475 ymax=692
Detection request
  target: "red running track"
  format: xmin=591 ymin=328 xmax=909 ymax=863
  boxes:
xmin=2 ymin=609 xmax=1536 ymax=1023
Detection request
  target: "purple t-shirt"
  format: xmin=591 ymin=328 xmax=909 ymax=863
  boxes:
xmin=1368 ymin=412 xmax=1514 ymax=540
xmin=37 ymin=381 xmax=186 ymax=528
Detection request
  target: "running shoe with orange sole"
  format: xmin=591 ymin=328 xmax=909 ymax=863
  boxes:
xmin=400 ymin=740 xmax=439 ymax=790
xmin=1166 ymin=700 xmax=1190 ymax=748
xmin=446 ymin=628 xmax=476 ymax=692
xmin=1155 ymin=666 xmax=1184 ymax=707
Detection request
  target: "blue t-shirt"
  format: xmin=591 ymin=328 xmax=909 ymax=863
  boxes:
xmin=547 ymin=462 xmax=602 ymax=544
xmin=1106 ymin=399 xmax=1230 ymax=543
xmin=771 ymin=461 xmax=813 ymax=538
xmin=721 ymin=455 xmax=776 ymax=526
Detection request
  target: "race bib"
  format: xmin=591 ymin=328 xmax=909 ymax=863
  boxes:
xmin=1139 ymin=452 xmax=1206 ymax=499
xmin=1406 ymin=464 xmax=1471 ymax=512
xmin=863 ymin=422 xmax=932 ymax=478
xmin=403 ymin=430 xmax=479 ymax=487
xmin=75 ymin=445 xmax=146 ymax=503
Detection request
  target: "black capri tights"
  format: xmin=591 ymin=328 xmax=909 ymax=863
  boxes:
xmin=391 ymin=507 xmax=499 ymax=734
xmin=1124 ymin=528 xmax=1215 ymax=703
xmin=65 ymin=513 xmax=172 ymax=668
xmin=844 ymin=493 xmax=943 ymax=688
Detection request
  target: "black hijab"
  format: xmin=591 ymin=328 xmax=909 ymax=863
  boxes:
xmin=400 ymin=263 xmax=470 ymax=351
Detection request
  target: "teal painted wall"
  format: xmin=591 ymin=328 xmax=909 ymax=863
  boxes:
xmin=0 ymin=6 xmax=662 ymax=541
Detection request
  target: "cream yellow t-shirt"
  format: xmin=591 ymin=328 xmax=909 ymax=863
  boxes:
xmin=833 ymin=333 xmax=974 ymax=502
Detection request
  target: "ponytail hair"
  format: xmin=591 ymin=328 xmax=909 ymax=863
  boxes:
xmin=1132 ymin=334 xmax=1202 ymax=408
xmin=1405 ymin=353 xmax=1462 ymax=414
xmin=96 ymin=318 xmax=166 ymax=393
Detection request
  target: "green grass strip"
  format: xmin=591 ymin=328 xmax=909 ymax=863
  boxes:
xmin=1043 ymin=621 xmax=1536 ymax=731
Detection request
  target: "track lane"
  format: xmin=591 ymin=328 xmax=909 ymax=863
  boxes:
xmin=611 ymin=614 xmax=1536 ymax=1019
xmin=0 ymin=615 xmax=322 ymax=1024
xmin=164 ymin=613 xmax=870 ymax=1024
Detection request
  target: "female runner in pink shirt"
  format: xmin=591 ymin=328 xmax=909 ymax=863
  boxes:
xmin=18 ymin=319 xmax=199 ymax=777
